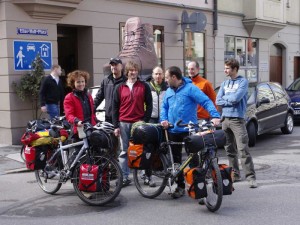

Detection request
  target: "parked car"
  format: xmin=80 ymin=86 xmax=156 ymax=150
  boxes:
xmin=88 ymin=86 xmax=105 ymax=121
xmin=285 ymin=77 xmax=300 ymax=120
xmin=215 ymin=81 xmax=294 ymax=147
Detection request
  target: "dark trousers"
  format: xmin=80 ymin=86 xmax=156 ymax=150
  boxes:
xmin=168 ymin=132 xmax=189 ymax=189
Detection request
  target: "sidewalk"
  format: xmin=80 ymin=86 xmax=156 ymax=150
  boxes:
xmin=0 ymin=144 xmax=28 ymax=175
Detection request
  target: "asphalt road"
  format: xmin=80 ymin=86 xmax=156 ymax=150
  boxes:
xmin=1 ymin=126 xmax=300 ymax=225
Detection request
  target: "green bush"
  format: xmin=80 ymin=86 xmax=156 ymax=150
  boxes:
xmin=13 ymin=53 xmax=45 ymax=119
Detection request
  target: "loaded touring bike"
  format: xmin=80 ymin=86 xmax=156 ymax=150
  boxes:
xmin=131 ymin=120 xmax=230 ymax=212
xmin=22 ymin=118 xmax=123 ymax=206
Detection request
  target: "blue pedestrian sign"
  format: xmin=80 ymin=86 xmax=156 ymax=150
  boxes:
xmin=14 ymin=40 xmax=52 ymax=71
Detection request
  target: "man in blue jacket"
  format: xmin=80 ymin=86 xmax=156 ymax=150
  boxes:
xmin=216 ymin=58 xmax=257 ymax=188
xmin=160 ymin=66 xmax=220 ymax=198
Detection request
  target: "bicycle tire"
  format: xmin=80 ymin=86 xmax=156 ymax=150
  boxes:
xmin=73 ymin=154 xmax=123 ymax=206
xmin=204 ymin=159 xmax=223 ymax=212
xmin=20 ymin=145 xmax=26 ymax=162
xmin=35 ymin=150 xmax=63 ymax=194
xmin=133 ymin=153 xmax=168 ymax=199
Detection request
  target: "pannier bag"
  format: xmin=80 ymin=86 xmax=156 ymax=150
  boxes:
xmin=184 ymin=167 xmax=207 ymax=199
xmin=89 ymin=129 xmax=111 ymax=148
xmin=131 ymin=122 xmax=163 ymax=144
xmin=79 ymin=164 xmax=110 ymax=192
xmin=24 ymin=145 xmax=50 ymax=170
xmin=128 ymin=142 xmax=154 ymax=169
xmin=216 ymin=164 xmax=234 ymax=195
xmin=184 ymin=129 xmax=226 ymax=153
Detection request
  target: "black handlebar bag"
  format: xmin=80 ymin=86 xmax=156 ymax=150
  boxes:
xmin=184 ymin=129 xmax=226 ymax=153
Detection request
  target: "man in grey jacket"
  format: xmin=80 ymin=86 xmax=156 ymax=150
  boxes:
xmin=216 ymin=58 xmax=257 ymax=188
xmin=147 ymin=66 xmax=168 ymax=123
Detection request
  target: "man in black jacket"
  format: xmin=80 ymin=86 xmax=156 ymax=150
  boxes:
xmin=94 ymin=57 xmax=126 ymax=123
xmin=39 ymin=64 xmax=64 ymax=119
xmin=94 ymin=58 xmax=126 ymax=160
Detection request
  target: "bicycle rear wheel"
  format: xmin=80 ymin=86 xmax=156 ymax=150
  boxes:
xmin=73 ymin=154 xmax=123 ymax=206
xmin=20 ymin=145 xmax=26 ymax=162
xmin=203 ymin=159 xmax=223 ymax=212
xmin=133 ymin=153 xmax=168 ymax=199
xmin=35 ymin=151 xmax=63 ymax=194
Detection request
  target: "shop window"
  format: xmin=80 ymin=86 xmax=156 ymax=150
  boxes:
xmin=184 ymin=31 xmax=205 ymax=77
xmin=120 ymin=23 xmax=164 ymax=68
xmin=224 ymin=36 xmax=258 ymax=82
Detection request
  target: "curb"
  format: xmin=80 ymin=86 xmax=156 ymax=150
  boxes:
xmin=5 ymin=167 xmax=31 ymax=174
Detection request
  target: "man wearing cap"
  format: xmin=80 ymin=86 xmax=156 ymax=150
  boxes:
xmin=94 ymin=58 xmax=126 ymax=159
xmin=94 ymin=57 xmax=126 ymax=123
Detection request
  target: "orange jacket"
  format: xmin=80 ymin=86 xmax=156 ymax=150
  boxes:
xmin=191 ymin=75 xmax=217 ymax=119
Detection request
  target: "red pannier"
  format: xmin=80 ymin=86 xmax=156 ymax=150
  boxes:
xmin=24 ymin=145 xmax=50 ymax=170
xmin=79 ymin=164 xmax=110 ymax=192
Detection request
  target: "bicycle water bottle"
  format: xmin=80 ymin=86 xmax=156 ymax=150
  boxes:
xmin=62 ymin=150 xmax=68 ymax=165
xmin=77 ymin=126 xmax=86 ymax=139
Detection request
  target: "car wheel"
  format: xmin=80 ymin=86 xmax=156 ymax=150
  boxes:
xmin=281 ymin=113 xmax=294 ymax=134
xmin=247 ymin=122 xmax=256 ymax=147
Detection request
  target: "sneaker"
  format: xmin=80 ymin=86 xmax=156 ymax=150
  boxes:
xmin=140 ymin=170 xmax=146 ymax=180
xmin=144 ymin=176 xmax=156 ymax=187
xmin=149 ymin=179 xmax=156 ymax=187
xmin=171 ymin=187 xmax=185 ymax=199
xmin=144 ymin=176 xmax=150 ymax=185
xmin=232 ymin=176 xmax=241 ymax=183
xmin=122 ymin=178 xmax=132 ymax=187
xmin=249 ymin=179 xmax=258 ymax=188
xmin=198 ymin=198 xmax=205 ymax=205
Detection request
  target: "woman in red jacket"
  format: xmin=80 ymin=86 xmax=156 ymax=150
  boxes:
xmin=64 ymin=70 xmax=97 ymax=137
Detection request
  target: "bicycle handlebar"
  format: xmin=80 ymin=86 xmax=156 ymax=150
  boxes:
xmin=176 ymin=119 xmax=215 ymax=131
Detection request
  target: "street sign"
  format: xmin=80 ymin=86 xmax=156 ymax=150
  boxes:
xmin=14 ymin=40 xmax=52 ymax=71
xmin=17 ymin=28 xmax=48 ymax=36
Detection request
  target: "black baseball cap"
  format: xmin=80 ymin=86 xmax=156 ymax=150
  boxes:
xmin=109 ymin=57 xmax=122 ymax=65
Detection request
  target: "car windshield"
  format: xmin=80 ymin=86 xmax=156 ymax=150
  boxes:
xmin=287 ymin=79 xmax=300 ymax=91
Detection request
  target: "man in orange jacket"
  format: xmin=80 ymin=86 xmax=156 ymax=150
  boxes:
xmin=188 ymin=61 xmax=217 ymax=120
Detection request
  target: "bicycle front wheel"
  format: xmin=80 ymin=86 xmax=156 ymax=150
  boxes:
xmin=35 ymin=151 xmax=63 ymax=194
xmin=133 ymin=153 xmax=168 ymax=199
xmin=203 ymin=159 xmax=223 ymax=212
xmin=73 ymin=154 xmax=123 ymax=206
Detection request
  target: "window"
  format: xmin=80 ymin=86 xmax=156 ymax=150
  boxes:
xmin=184 ymin=31 xmax=205 ymax=77
xmin=224 ymin=36 xmax=258 ymax=82
xmin=257 ymin=84 xmax=274 ymax=102
xmin=120 ymin=23 xmax=164 ymax=68
xmin=269 ymin=83 xmax=286 ymax=100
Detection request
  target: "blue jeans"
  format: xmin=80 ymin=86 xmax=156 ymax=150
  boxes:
xmin=119 ymin=122 xmax=133 ymax=180
xmin=46 ymin=104 xmax=59 ymax=119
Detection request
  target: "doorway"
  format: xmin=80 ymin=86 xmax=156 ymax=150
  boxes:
xmin=269 ymin=43 xmax=285 ymax=84
xmin=294 ymin=56 xmax=300 ymax=80
xmin=57 ymin=25 xmax=93 ymax=93
xmin=57 ymin=26 xmax=78 ymax=95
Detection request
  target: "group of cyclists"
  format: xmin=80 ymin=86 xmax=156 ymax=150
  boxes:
xmin=39 ymin=57 xmax=257 ymax=201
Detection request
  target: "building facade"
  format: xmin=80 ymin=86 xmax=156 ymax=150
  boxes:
xmin=0 ymin=0 xmax=299 ymax=144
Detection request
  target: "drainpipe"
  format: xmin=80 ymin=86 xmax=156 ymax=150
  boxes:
xmin=212 ymin=0 xmax=218 ymax=88
xmin=213 ymin=0 xmax=218 ymax=37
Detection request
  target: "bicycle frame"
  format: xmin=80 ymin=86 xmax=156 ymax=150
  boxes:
xmin=45 ymin=138 xmax=86 ymax=180
xmin=162 ymin=127 xmax=219 ymax=192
